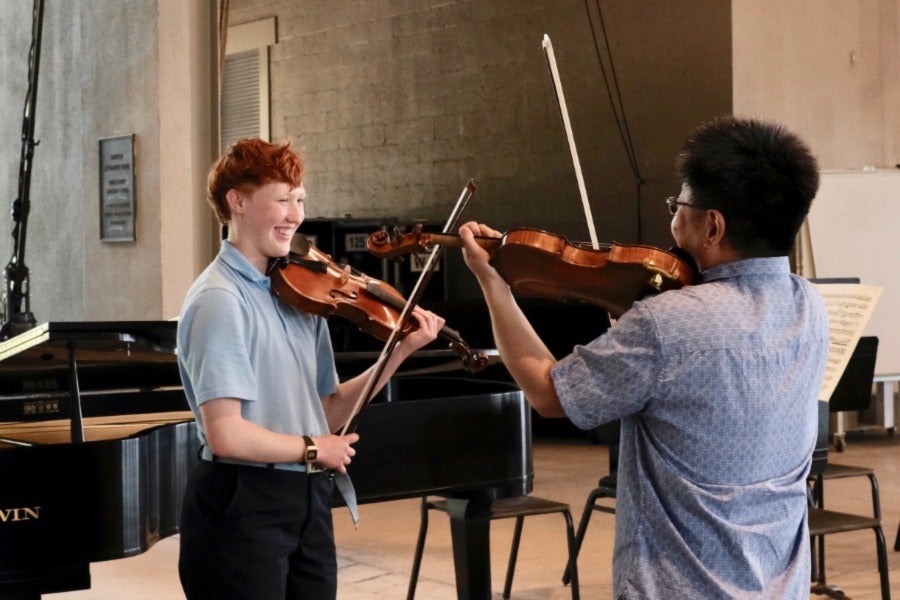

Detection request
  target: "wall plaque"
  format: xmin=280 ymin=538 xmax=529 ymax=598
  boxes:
xmin=99 ymin=134 xmax=135 ymax=242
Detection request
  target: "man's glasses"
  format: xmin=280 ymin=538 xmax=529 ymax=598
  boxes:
xmin=666 ymin=196 xmax=697 ymax=216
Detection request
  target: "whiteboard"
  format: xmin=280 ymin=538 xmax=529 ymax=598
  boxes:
xmin=807 ymin=170 xmax=900 ymax=375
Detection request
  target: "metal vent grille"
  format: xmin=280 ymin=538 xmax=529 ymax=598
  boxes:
xmin=220 ymin=49 xmax=260 ymax=152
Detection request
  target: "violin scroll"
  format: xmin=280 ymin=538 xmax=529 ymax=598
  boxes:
xmin=367 ymin=224 xmax=432 ymax=259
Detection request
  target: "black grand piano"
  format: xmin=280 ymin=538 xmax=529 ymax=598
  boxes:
xmin=0 ymin=320 xmax=533 ymax=600
xmin=0 ymin=322 xmax=198 ymax=599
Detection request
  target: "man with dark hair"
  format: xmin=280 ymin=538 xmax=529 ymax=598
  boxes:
xmin=676 ymin=117 xmax=820 ymax=256
xmin=459 ymin=116 xmax=828 ymax=598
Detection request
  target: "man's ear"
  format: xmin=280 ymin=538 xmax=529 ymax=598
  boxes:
xmin=704 ymin=209 xmax=727 ymax=248
xmin=226 ymin=189 xmax=244 ymax=216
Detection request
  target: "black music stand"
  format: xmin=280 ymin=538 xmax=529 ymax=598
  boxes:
xmin=810 ymin=277 xmax=873 ymax=451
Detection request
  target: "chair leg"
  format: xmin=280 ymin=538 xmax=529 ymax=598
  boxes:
xmin=407 ymin=497 xmax=430 ymax=600
xmin=873 ymin=526 xmax=891 ymax=600
xmin=502 ymin=516 xmax=524 ymax=600
xmin=563 ymin=488 xmax=601 ymax=585
xmin=894 ymin=524 xmax=900 ymax=551
xmin=562 ymin=508 xmax=580 ymax=600
xmin=817 ymin=533 xmax=826 ymax=586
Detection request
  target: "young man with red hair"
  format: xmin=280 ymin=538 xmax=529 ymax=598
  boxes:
xmin=176 ymin=138 xmax=443 ymax=599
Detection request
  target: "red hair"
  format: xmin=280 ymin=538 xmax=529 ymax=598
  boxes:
xmin=206 ymin=138 xmax=305 ymax=224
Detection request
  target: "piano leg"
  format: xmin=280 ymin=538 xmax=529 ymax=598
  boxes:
xmin=444 ymin=497 xmax=493 ymax=600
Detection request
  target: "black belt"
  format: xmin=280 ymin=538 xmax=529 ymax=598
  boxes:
xmin=199 ymin=445 xmax=308 ymax=472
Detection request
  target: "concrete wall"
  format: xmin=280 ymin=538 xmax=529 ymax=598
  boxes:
xmin=78 ymin=0 xmax=162 ymax=321
xmin=1 ymin=1 xmax=87 ymax=323
xmin=0 ymin=0 xmax=216 ymax=326
xmin=224 ymin=0 xmax=731 ymax=297
xmin=229 ymin=0 xmax=731 ymax=246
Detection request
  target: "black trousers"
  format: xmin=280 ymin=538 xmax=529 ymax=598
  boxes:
xmin=179 ymin=460 xmax=337 ymax=600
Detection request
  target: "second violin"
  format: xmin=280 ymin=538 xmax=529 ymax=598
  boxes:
xmin=367 ymin=225 xmax=698 ymax=319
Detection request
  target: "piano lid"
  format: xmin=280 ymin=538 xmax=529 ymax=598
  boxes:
xmin=0 ymin=321 xmax=181 ymax=395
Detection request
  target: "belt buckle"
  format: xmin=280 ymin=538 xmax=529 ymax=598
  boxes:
xmin=307 ymin=461 xmax=326 ymax=474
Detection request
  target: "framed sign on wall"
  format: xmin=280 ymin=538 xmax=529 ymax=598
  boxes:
xmin=99 ymin=134 xmax=135 ymax=242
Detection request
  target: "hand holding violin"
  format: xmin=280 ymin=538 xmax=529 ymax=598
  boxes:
xmin=394 ymin=306 xmax=445 ymax=356
xmin=458 ymin=221 xmax=504 ymax=283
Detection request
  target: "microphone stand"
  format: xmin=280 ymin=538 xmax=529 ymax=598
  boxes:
xmin=2 ymin=0 xmax=45 ymax=340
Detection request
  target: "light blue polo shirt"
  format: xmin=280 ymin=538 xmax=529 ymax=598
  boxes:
xmin=177 ymin=240 xmax=339 ymax=463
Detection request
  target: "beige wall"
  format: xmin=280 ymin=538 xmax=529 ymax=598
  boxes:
xmin=158 ymin=1 xmax=218 ymax=319
xmin=733 ymin=0 xmax=899 ymax=170
xmin=733 ymin=0 xmax=900 ymax=374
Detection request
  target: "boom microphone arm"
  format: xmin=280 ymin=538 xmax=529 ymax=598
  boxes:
xmin=2 ymin=0 xmax=45 ymax=340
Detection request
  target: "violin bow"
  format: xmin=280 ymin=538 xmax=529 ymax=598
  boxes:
xmin=338 ymin=180 xmax=477 ymax=436
xmin=542 ymin=34 xmax=600 ymax=251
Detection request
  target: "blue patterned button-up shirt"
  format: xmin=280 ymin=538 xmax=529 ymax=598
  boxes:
xmin=552 ymin=257 xmax=828 ymax=599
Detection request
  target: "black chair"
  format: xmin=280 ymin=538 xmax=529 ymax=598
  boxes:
xmin=561 ymin=419 xmax=620 ymax=586
xmin=808 ymin=338 xmax=892 ymax=600
xmin=809 ymin=337 xmax=881 ymax=522
xmin=808 ymin=460 xmax=891 ymax=599
xmin=407 ymin=495 xmax=580 ymax=599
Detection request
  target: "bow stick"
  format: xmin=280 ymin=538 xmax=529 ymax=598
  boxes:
xmin=542 ymin=34 xmax=600 ymax=250
xmin=338 ymin=180 xmax=477 ymax=435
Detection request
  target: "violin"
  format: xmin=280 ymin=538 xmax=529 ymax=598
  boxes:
xmin=267 ymin=234 xmax=489 ymax=373
xmin=367 ymin=225 xmax=698 ymax=319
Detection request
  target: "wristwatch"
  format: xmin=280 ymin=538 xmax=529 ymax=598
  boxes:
xmin=302 ymin=435 xmax=318 ymax=464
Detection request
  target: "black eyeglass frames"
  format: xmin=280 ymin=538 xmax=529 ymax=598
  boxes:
xmin=666 ymin=196 xmax=697 ymax=215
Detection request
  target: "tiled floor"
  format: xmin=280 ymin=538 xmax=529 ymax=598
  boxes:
xmin=49 ymin=431 xmax=899 ymax=599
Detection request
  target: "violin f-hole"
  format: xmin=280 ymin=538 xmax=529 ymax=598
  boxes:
xmin=329 ymin=288 xmax=359 ymax=301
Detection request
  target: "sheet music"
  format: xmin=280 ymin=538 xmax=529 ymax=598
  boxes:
xmin=813 ymin=283 xmax=882 ymax=402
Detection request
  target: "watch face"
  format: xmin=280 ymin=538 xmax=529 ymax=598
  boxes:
xmin=307 ymin=447 xmax=318 ymax=461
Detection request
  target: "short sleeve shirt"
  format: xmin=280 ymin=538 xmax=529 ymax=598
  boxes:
xmin=552 ymin=257 xmax=828 ymax=599
xmin=176 ymin=241 xmax=339 ymax=451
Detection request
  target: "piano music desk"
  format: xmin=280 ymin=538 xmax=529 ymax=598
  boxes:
xmin=0 ymin=411 xmax=194 ymax=446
